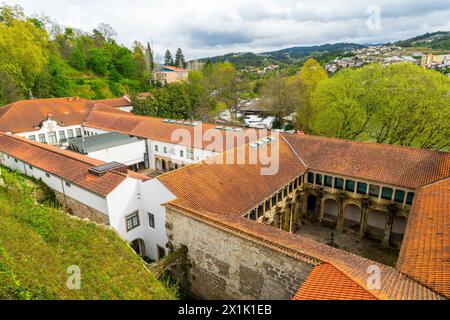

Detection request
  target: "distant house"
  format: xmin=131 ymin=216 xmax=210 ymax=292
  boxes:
xmin=156 ymin=65 xmax=189 ymax=84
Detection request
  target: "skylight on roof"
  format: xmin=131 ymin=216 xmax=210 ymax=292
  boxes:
xmin=163 ymin=119 xmax=170 ymax=123
xmin=215 ymin=126 xmax=224 ymax=130
xmin=234 ymin=128 xmax=244 ymax=132
xmin=249 ymin=143 xmax=258 ymax=148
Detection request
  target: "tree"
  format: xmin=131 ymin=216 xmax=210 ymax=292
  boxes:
xmin=295 ymin=58 xmax=328 ymax=133
xmin=132 ymin=41 xmax=146 ymax=79
xmin=312 ymin=63 xmax=450 ymax=150
xmin=69 ymin=46 xmax=87 ymax=70
xmin=95 ymin=23 xmax=117 ymax=42
xmin=175 ymin=48 xmax=186 ymax=69
xmin=164 ymin=50 xmax=174 ymax=66
xmin=260 ymin=75 xmax=299 ymax=118
xmin=0 ymin=69 xmax=23 ymax=104
xmin=0 ymin=7 xmax=49 ymax=91
xmin=87 ymin=48 xmax=111 ymax=75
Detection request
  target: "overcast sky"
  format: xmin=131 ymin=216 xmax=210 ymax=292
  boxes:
xmin=5 ymin=0 xmax=450 ymax=61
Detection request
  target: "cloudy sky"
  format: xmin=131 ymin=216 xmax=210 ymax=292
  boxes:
xmin=5 ymin=0 xmax=450 ymax=61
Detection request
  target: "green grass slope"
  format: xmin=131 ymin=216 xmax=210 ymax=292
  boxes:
xmin=0 ymin=166 xmax=177 ymax=300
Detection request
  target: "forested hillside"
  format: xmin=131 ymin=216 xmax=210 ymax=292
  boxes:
xmin=0 ymin=4 xmax=154 ymax=105
xmin=396 ymin=31 xmax=450 ymax=50
xmin=0 ymin=166 xmax=177 ymax=300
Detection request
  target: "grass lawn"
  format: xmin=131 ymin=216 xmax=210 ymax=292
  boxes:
xmin=0 ymin=166 xmax=178 ymax=300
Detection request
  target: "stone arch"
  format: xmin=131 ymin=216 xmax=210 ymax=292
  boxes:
xmin=367 ymin=209 xmax=386 ymax=240
xmin=161 ymin=159 xmax=167 ymax=172
xmin=130 ymin=239 xmax=146 ymax=258
xmin=155 ymin=158 xmax=161 ymax=171
xmin=343 ymin=203 xmax=362 ymax=230
xmin=306 ymin=194 xmax=317 ymax=214
xmin=323 ymin=198 xmax=339 ymax=222
xmin=174 ymin=163 xmax=179 ymax=170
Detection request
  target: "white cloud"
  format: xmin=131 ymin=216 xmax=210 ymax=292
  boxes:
xmin=4 ymin=0 xmax=450 ymax=60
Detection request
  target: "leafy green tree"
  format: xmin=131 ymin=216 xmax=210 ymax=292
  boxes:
xmin=164 ymin=50 xmax=174 ymax=66
xmin=312 ymin=63 xmax=450 ymax=150
xmin=87 ymin=48 xmax=111 ymax=75
xmin=69 ymin=46 xmax=87 ymax=70
xmin=0 ymin=8 xmax=49 ymax=91
xmin=295 ymin=58 xmax=328 ymax=133
xmin=47 ymin=55 xmax=70 ymax=97
xmin=175 ymin=48 xmax=187 ymax=69
xmin=118 ymin=53 xmax=136 ymax=78
xmin=0 ymin=69 xmax=23 ymax=104
xmin=260 ymin=75 xmax=299 ymax=118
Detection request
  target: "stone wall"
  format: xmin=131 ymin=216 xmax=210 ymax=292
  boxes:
xmin=166 ymin=208 xmax=314 ymax=300
xmin=55 ymin=191 xmax=110 ymax=225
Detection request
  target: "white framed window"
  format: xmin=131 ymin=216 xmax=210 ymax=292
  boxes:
xmin=75 ymin=128 xmax=82 ymax=137
xmin=126 ymin=211 xmax=140 ymax=231
xmin=163 ymin=147 xmax=167 ymax=154
xmin=45 ymin=173 xmax=50 ymax=178
xmin=65 ymin=181 xmax=71 ymax=188
xmin=67 ymin=129 xmax=74 ymax=139
xmin=29 ymin=135 xmax=36 ymax=141
xmin=155 ymin=145 xmax=159 ymax=152
xmin=38 ymin=134 xmax=46 ymax=143
xmin=187 ymin=148 xmax=194 ymax=160
xmin=180 ymin=150 xmax=184 ymax=158
xmin=148 ymin=212 xmax=155 ymax=229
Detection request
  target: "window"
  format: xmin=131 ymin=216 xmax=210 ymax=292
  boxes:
xmin=278 ymin=190 xmax=282 ymax=201
xmin=315 ymin=174 xmax=323 ymax=186
xmin=67 ymin=129 xmax=74 ymax=139
xmin=14 ymin=159 xmax=18 ymax=163
xmin=148 ymin=212 xmax=155 ymax=229
xmin=29 ymin=135 xmax=36 ymax=141
xmin=257 ymin=204 xmax=263 ymax=217
xmin=307 ymin=172 xmax=314 ymax=184
xmin=406 ymin=192 xmax=415 ymax=205
xmin=180 ymin=150 xmax=184 ymax=158
xmin=394 ymin=190 xmax=405 ymax=204
xmin=45 ymin=173 xmax=50 ymax=178
xmin=187 ymin=148 xmax=194 ymax=160
xmin=271 ymin=195 xmax=277 ymax=206
xmin=334 ymin=178 xmax=344 ymax=190
xmin=75 ymin=128 xmax=82 ymax=137
xmin=59 ymin=131 xmax=66 ymax=142
xmin=155 ymin=145 xmax=159 ymax=152
xmin=28 ymin=165 xmax=33 ymax=170
xmin=381 ymin=187 xmax=393 ymax=200
xmin=294 ymin=179 xmax=298 ymax=189
xmin=163 ymin=147 xmax=167 ymax=154
xmin=369 ymin=184 xmax=380 ymax=198
xmin=324 ymin=175 xmax=333 ymax=187
xmin=126 ymin=211 xmax=140 ymax=231
xmin=65 ymin=181 xmax=71 ymax=188
xmin=265 ymin=199 xmax=270 ymax=211
xmin=48 ymin=132 xmax=57 ymax=145
xmin=38 ymin=134 xmax=46 ymax=143
xmin=157 ymin=245 xmax=166 ymax=260
xmin=345 ymin=180 xmax=355 ymax=192
xmin=250 ymin=209 xmax=257 ymax=221
xmin=357 ymin=182 xmax=367 ymax=195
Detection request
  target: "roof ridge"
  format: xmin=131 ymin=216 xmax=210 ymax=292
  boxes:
xmin=416 ymin=176 xmax=450 ymax=189
xmin=280 ymin=133 xmax=309 ymax=168
xmin=289 ymin=133 xmax=450 ymax=155
xmin=0 ymin=133 xmax=131 ymax=179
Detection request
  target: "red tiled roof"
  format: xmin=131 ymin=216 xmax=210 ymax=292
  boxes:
xmin=397 ymin=178 xmax=450 ymax=299
xmin=283 ymin=134 xmax=450 ymax=189
xmin=85 ymin=107 xmax=265 ymax=151
xmin=159 ymin=65 xmax=187 ymax=72
xmin=159 ymin=135 xmax=307 ymax=216
xmin=95 ymin=97 xmax=131 ymax=108
xmin=0 ymin=97 xmax=133 ymax=134
xmin=0 ymin=133 xmax=148 ymax=196
xmin=164 ymin=203 xmax=444 ymax=300
xmin=0 ymin=97 xmax=95 ymax=133
xmin=293 ymin=263 xmax=376 ymax=300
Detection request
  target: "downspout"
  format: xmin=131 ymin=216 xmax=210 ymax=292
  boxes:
xmin=60 ymin=178 xmax=68 ymax=207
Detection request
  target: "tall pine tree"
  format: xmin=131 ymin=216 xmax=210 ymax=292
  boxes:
xmin=164 ymin=50 xmax=174 ymax=66
xmin=174 ymin=48 xmax=186 ymax=69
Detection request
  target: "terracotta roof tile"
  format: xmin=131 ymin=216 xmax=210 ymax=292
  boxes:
xmin=95 ymin=97 xmax=131 ymax=108
xmin=283 ymin=134 xmax=450 ymax=189
xmin=397 ymin=178 xmax=450 ymax=299
xmin=85 ymin=107 xmax=265 ymax=151
xmin=0 ymin=133 xmax=148 ymax=196
xmin=164 ymin=203 xmax=444 ymax=300
xmin=293 ymin=263 xmax=377 ymax=300
xmin=159 ymin=135 xmax=307 ymax=215
xmin=0 ymin=97 xmax=96 ymax=133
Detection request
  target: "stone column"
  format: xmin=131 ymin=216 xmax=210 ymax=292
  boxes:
xmin=359 ymin=200 xmax=370 ymax=238
xmin=283 ymin=199 xmax=294 ymax=232
xmin=336 ymin=196 xmax=346 ymax=231
xmin=315 ymin=190 xmax=324 ymax=223
xmin=383 ymin=206 xmax=395 ymax=246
